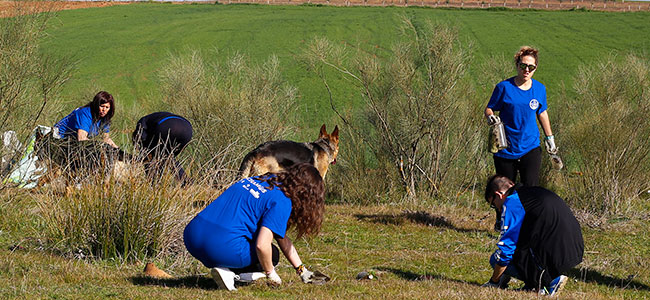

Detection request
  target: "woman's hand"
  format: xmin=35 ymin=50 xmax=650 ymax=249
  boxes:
xmin=77 ymin=129 xmax=89 ymax=141
xmin=298 ymin=265 xmax=315 ymax=283
xmin=103 ymin=133 xmax=119 ymax=148
xmin=487 ymin=114 xmax=501 ymax=126
xmin=544 ymin=135 xmax=558 ymax=154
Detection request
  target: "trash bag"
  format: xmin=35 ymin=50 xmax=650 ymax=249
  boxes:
xmin=2 ymin=126 xmax=51 ymax=188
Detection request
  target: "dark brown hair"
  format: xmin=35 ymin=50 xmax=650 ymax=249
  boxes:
xmin=514 ymin=46 xmax=539 ymax=65
xmin=484 ymin=174 xmax=514 ymax=204
xmin=262 ymin=163 xmax=325 ymax=238
xmin=84 ymin=91 xmax=115 ymax=125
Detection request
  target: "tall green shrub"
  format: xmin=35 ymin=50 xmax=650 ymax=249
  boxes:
xmin=563 ymin=54 xmax=650 ymax=215
xmin=158 ymin=51 xmax=296 ymax=184
xmin=305 ymin=17 xmax=484 ymax=203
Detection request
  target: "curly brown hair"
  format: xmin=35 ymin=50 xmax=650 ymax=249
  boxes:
xmin=514 ymin=46 xmax=539 ymax=66
xmin=262 ymin=163 xmax=325 ymax=238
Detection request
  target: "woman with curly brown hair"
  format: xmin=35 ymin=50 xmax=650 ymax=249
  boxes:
xmin=183 ymin=163 xmax=325 ymax=291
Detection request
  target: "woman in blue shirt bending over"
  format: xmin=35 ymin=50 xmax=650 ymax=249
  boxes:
xmin=484 ymin=46 xmax=558 ymax=229
xmin=54 ymin=91 xmax=118 ymax=148
xmin=184 ymin=163 xmax=326 ymax=291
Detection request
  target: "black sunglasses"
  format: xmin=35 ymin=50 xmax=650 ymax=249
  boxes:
xmin=518 ymin=63 xmax=537 ymax=72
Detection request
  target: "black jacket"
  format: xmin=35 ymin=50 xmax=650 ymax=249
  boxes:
xmin=511 ymin=186 xmax=584 ymax=289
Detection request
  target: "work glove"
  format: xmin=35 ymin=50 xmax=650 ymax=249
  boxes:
xmin=481 ymin=279 xmax=500 ymax=288
xmin=266 ymin=269 xmax=282 ymax=286
xmin=296 ymin=264 xmax=331 ymax=285
xmin=486 ymin=114 xmax=501 ymax=126
xmin=544 ymin=135 xmax=558 ymax=155
xmin=297 ymin=264 xmax=314 ymax=283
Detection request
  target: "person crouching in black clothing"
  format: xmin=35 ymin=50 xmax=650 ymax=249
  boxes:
xmin=482 ymin=175 xmax=583 ymax=296
xmin=133 ymin=112 xmax=193 ymax=185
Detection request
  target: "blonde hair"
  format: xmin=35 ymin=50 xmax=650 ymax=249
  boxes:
xmin=514 ymin=46 xmax=539 ymax=65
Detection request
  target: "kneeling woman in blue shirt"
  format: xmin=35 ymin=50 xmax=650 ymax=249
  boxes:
xmin=54 ymin=91 xmax=118 ymax=148
xmin=184 ymin=163 xmax=325 ymax=290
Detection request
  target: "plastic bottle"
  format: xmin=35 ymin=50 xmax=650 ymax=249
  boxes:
xmin=493 ymin=121 xmax=508 ymax=150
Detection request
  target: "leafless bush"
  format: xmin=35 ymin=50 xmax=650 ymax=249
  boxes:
xmin=158 ymin=50 xmax=296 ymax=185
xmin=562 ymin=54 xmax=650 ymax=215
xmin=0 ymin=3 xmax=73 ymax=181
xmin=305 ymin=17 xmax=484 ymax=203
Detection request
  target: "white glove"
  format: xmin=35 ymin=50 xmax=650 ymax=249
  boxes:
xmin=266 ymin=269 xmax=282 ymax=286
xmin=481 ymin=279 xmax=500 ymax=288
xmin=298 ymin=266 xmax=315 ymax=283
xmin=487 ymin=114 xmax=501 ymax=126
xmin=544 ymin=135 xmax=558 ymax=155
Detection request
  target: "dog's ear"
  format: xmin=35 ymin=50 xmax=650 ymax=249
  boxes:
xmin=330 ymin=125 xmax=339 ymax=143
xmin=319 ymin=124 xmax=327 ymax=138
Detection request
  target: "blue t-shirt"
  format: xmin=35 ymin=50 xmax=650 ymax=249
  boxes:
xmin=194 ymin=176 xmax=292 ymax=266
xmin=54 ymin=106 xmax=109 ymax=139
xmin=492 ymin=191 xmax=526 ymax=266
xmin=487 ymin=77 xmax=547 ymax=159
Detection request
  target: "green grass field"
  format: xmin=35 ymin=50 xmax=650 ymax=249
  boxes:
xmin=41 ymin=4 xmax=650 ymax=136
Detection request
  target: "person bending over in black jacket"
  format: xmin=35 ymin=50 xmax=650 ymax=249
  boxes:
xmin=482 ymin=175 xmax=583 ymax=296
xmin=133 ymin=112 xmax=193 ymax=184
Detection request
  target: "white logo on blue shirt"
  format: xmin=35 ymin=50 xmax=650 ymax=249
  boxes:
xmin=241 ymin=177 xmax=267 ymax=199
xmin=529 ymin=99 xmax=539 ymax=110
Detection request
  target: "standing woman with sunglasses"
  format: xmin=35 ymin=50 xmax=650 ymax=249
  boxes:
xmin=484 ymin=46 xmax=557 ymax=228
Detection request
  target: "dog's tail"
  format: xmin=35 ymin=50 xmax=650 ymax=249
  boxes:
xmin=238 ymin=151 xmax=256 ymax=179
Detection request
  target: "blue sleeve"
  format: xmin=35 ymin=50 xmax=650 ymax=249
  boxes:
xmin=494 ymin=195 xmax=525 ymax=266
xmin=260 ymin=192 xmax=291 ymax=238
xmin=74 ymin=107 xmax=94 ymax=133
xmin=487 ymin=83 xmax=504 ymax=111
xmin=536 ymin=81 xmax=547 ymax=115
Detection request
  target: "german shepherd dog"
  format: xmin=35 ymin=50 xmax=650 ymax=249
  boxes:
xmin=238 ymin=125 xmax=339 ymax=179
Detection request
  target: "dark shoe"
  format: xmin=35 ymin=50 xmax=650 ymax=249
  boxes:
xmin=498 ymin=274 xmax=511 ymax=289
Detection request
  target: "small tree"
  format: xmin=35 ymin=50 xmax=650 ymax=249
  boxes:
xmin=0 ymin=3 xmax=74 ymax=182
xmin=305 ymin=16 xmax=484 ymax=203
xmin=158 ymin=50 xmax=296 ymax=184
xmin=562 ymin=54 xmax=650 ymax=216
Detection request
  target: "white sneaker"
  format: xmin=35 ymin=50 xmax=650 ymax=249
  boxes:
xmin=211 ymin=267 xmax=237 ymax=291
xmin=236 ymin=272 xmax=266 ymax=283
xmin=540 ymin=275 xmax=568 ymax=296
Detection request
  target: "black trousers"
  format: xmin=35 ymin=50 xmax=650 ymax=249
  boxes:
xmin=493 ymin=147 xmax=542 ymax=187
xmin=141 ymin=118 xmax=193 ymax=183
xmin=492 ymin=147 xmax=542 ymax=229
